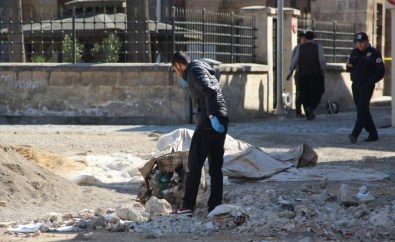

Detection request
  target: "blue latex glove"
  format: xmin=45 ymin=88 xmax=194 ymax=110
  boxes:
xmin=181 ymin=79 xmax=187 ymax=88
xmin=210 ymin=116 xmax=225 ymax=133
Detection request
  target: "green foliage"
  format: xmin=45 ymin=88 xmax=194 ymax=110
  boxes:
xmin=62 ymin=34 xmax=84 ymax=63
xmin=92 ymin=33 xmax=121 ymax=63
xmin=30 ymin=54 xmax=46 ymax=63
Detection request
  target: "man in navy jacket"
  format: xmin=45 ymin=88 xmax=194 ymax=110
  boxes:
xmin=346 ymin=32 xmax=385 ymax=144
xmin=171 ymin=51 xmax=229 ymax=216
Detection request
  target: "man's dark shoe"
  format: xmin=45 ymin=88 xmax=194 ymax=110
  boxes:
xmin=364 ymin=136 xmax=378 ymax=142
xmin=306 ymin=112 xmax=316 ymax=120
xmin=348 ymin=134 xmax=357 ymax=144
xmin=304 ymin=107 xmax=316 ymax=120
xmin=296 ymin=113 xmax=305 ymax=118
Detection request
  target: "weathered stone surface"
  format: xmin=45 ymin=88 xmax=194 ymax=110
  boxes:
xmin=145 ymin=196 xmax=172 ymax=215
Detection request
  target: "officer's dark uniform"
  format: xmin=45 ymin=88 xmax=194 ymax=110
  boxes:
xmin=346 ymin=32 xmax=385 ymax=143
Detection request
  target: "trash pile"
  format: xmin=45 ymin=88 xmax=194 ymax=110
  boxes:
xmin=137 ymin=151 xmax=206 ymax=209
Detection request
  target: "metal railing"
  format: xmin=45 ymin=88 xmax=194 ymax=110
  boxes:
xmin=299 ymin=18 xmax=355 ymax=63
xmin=172 ymin=8 xmax=256 ymax=63
xmin=0 ymin=7 xmax=256 ymax=63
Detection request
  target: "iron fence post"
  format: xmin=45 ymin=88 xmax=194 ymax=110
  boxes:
xmin=202 ymin=9 xmax=206 ymax=58
xmin=171 ymin=6 xmax=175 ymax=55
xmin=333 ymin=21 xmax=337 ymax=63
xmin=72 ymin=6 xmax=76 ymax=63
xmin=231 ymin=12 xmax=234 ymax=63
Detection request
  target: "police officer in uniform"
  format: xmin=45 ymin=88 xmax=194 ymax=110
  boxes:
xmin=346 ymin=32 xmax=385 ymax=144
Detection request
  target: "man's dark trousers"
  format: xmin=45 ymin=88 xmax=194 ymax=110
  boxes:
xmin=351 ymin=82 xmax=378 ymax=138
xmin=294 ymin=72 xmax=302 ymax=115
xmin=299 ymin=74 xmax=324 ymax=111
xmin=182 ymin=123 xmax=227 ymax=212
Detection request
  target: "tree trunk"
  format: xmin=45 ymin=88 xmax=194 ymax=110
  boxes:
xmin=126 ymin=0 xmax=151 ymax=62
xmin=8 ymin=0 xmax=25 ymax=62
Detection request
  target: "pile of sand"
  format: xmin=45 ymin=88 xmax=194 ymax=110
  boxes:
xmin=0 ymin=144 xmax=135 ymax=223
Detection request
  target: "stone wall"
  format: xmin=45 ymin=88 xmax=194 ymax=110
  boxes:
xmin=0 ymin=63 xmax=383 ymax=124
xmin=0 ymin=63 xmax=270 ymax=125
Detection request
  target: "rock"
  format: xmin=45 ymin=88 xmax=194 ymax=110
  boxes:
xmin=354 ymin=204 xmax=369 ymax=219
xmin=76 ymin=219 xmax=88 ymax=229
xmin=94 ymin=207 xmax=106 ymax=216
xmin=88 ymin=215 xmax=106 ymax=229
xmin=361 ymin=156 xmax=377 ymax=163
xmin=319 ymin=179 xmax=328 ymax=189
xmin=70 ymin=175 xmax=100 ymax=186
xmin=205 ymin=221 xmax=214 ymax=230
xmin=337 ymin=184 xmax=358 ymax=206
xmin=145 ymin=196 xmax=172 ymax=215
xmin=46 ymin=212 xmax=62 ymax=222
xmin=116 ymin=206 xmax=150 ymax=222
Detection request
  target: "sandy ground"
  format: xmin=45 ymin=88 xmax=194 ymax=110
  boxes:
xmin=0 ymin=108 xmax=394 ymax=241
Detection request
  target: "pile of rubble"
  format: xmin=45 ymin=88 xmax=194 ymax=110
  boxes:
xmin=4 ymin=179 xmax=395 ymax=241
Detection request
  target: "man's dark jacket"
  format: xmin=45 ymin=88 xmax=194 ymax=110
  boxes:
xmin=182 ymin=60 xmax=228 ymax=127
xmin=346 ymin=44 xmax=385 ymax=85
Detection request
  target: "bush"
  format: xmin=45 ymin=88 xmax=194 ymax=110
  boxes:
xmin=30 ymin=55 xmax=46 ymax=63
xmin=92 ymin=33 xmax=121 ymax=63
xmin=62 ymin=34 xmax=84 ymax=63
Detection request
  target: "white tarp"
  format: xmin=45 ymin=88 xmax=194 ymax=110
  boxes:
xmin=157 ymin=129 xmax=317 ymax=180
xmin=156 ymin=128 xmax=389 ymax=181
xmin=65 ymin=128 xmax=388 ymax=184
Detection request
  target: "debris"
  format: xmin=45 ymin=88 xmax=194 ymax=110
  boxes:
xmin=7 ymin=223 xmax=43 ymax=233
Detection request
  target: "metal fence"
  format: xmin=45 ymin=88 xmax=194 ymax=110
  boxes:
xmin=298 ymin=18 xmax=355 ymax=63
xmin=172 ymin=8 xmax=256 ymax=63
xmin=0 ymin=6 xmax=256 ymax=63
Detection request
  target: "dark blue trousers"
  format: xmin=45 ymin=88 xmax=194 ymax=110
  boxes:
xmin=182 ymin=122 xmax=227 ymax=212
xmin=351 ymin=82 xmax=378 ymax=138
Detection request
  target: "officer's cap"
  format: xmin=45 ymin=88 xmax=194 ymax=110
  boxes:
xmin=354 ymin=32 xmax=368 ymax=42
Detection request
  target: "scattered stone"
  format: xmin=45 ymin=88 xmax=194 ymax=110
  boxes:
xmin=145 ymin=196 xmax=172 ymax=215
xmin=205 ymin=221 xmax=214 ymax=230
xmin=361 ymin=156 xmax=377 ymax=163
xmin=46 ymin=212 xmax=63 ymax=222
xmin=116 ymin=205 xmax=150 ymax=222
xmin=354 ymin=204 xmax=369 ymax=219
xmin=337 ymin=184 xmax=358 ymax=206
xmin=319 ymin=179 xmax=328 ymax=189
xmin=94 ymin=207 xmax=106 ymax=216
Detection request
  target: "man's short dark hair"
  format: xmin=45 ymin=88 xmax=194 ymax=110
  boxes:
xmin=171 ymin=51 xmax=191 ymax=66
xmin=305 ymin=31 xmax=315 ymax=40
